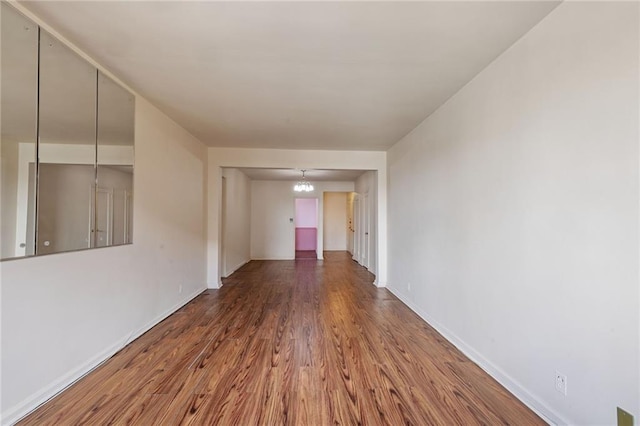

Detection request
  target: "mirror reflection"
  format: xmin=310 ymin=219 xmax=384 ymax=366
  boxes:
xmin=37 ymin=30 xmax=97 ymax=255
xmin=96 ymin=72 xmax=134 ymax=247
xmin=0 ymin=3 xmax=135 ymax=260
xmin=0 ymin=3 xmax=38 ymax=259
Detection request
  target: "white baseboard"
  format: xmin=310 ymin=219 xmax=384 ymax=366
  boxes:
xmin=386 ymin=284 xmax=569 ymax=426
xmin=223 ymin=259 xmax=250 ymax=279
xmin=2 ymin=286 xmax=206 ymax=426
xmin=251 ymin=257 xmax=294 ymax=260
xmin=373 ymin=279 xmax=386 ymax=288
xmin=1 ymin=337 xmax=127 ymax=426
xmin=125 ymin=286 xmax=206 ymax=345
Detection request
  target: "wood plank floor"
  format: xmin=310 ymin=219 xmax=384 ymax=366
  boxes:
xmin=295 ymin=250 xmax=317 ymax=259
xmin=19 ymin=252 xmax=544 ymax=425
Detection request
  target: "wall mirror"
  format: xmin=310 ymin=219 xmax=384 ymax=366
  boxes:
xmin=0 ymin=3 xmax=135 ymax=260
xmin=1 ymin=3 xmax=38 ymax=259
xmin=96 ymin=71 xmax=135 ymax=247
xmin=38 ymin=29 xmax=97 ymax=255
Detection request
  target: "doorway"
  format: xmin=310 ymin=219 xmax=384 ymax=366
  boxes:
xmin=323 ymin=192 xmax=350 ymax=253
xmin=294 ymin=197 xmax=318 ymax=259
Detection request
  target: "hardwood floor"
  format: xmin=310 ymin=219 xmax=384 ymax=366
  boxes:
xmin=295 ymin=250 xmax=317 ymax=259
xmin=19 ymin=252 xmax=544 ymax=425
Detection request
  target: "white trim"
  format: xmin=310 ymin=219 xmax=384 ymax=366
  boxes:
xmin=373 ymin=279 xmax=386 ymax=288
xmin=1 ymin=337 xmax=127 ymax=426
xmin=2 ymin=287 xmax=205 ymax=426
xmin=386 ymin=284 xmax=568 ymax=426
xmin=250 ymin=256 xmax=295 ymax=261
xmin=126 ymin=287 xmax=205 ymax=345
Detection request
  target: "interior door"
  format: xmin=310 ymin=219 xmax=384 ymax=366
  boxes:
xmin=94 ymin=186 xmax=113 ymax=248
xmin=221 ymin=176 xmax=227 ymax=276
xmin=363 ymin=192 xmax=370 ymax=270
xmin=353 ymin=195 xmax=360 ymax=263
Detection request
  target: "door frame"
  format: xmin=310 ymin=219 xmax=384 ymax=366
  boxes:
xmin=91 ymin=186 xmax=113 ymax=248
xmin=294 ymin=197 xmax=319 ymax=257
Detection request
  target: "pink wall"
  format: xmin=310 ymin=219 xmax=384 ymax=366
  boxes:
xmin=295 ymin=198 xmax=317 ymax=250
xmin=295 ymin=198 xmax=318 ymax=227
xmin=295 ymin=227 xmax=317 ymax=251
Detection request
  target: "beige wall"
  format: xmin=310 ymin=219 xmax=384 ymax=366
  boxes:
xmin=323 ymin=192 xmax=348 ymax=251
xmin=221 ymin=168 xmax=251 ymax=276
xmin=0 ymin=97 xmax=208 ymax=424
xmin=387 ymin=2 xmax=639 ymax=424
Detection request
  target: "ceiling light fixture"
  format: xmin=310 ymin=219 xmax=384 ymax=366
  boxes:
xmin=294 ymin=170 xmax=314 ymax=192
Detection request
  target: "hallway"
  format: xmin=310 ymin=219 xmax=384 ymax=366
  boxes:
xmin=20 ymin=252 xmax=543 ymax=425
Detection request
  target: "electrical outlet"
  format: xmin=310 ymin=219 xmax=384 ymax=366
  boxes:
xmin=407 ymin=282 xmax=411 ymax=292
xmin=178 ymin=284 xmax=183 ymax=294
xmin=617 ymin=407 xmax=634 ymax=426
xmin=555 ymin=371 xmax=567 ymax=395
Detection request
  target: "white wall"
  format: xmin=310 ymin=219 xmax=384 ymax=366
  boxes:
xmin=251 ymin=180 xmax=298 ymax=260
xmin=207 ymin=147 xmax=387 ymax=287
xmin=250 ymin=180 xmax=354 ymax=260
xmin=221 ymin=168 xmax=251 ymax=276
xmin=387 ymin=2 xmax=639 ymax=425
xmin=0 ymin=96 xmax=208 ymax=425
xmin=323 ymin=192 xmax=348 ymax=251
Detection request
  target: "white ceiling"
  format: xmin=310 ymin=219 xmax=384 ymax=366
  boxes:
xmin=20 ymin=1 xmax=560 ymax=151
xmin=236 ymin=167 xmax=365 ymax=182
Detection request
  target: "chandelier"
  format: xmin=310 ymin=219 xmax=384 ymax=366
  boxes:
xmin=294 ymin=170 xmax=314 ymax=192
